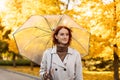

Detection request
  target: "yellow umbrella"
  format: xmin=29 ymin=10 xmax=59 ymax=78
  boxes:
xmin=13 ymin=14 xmax=90 ymax=65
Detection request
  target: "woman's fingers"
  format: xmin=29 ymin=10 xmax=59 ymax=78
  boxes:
xmin=43 ymin=72 xmax=50 ymax=79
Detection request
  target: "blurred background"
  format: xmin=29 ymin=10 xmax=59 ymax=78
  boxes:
xmin=0 ymin=0 xmax=120 ymax=80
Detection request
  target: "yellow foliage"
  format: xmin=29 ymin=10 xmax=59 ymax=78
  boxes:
xmin=7 ymin=39 xmax=18 ymax=53
xmin=1 ymin=0 xmax=120 ymax=57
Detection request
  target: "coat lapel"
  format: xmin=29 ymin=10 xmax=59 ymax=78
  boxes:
xmin=51 ymin=46 xmax=66 ymax=68
xmin=50 ymin=46 xmax=73 ymax=68
xmin=53 ymin=54 xmax=66 ymax=68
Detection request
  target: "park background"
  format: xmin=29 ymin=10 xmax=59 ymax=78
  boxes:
xmin=0 ymin=0 xmax=120 ymax=80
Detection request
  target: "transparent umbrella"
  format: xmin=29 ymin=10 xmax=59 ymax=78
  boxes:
xmin=13 ymin=14 xmax=90 ymax=65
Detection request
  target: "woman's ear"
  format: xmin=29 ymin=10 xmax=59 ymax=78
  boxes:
xmin=55 ymin=35 xmax=58 ymax=39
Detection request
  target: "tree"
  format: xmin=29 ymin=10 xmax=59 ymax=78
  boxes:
xmin=0 ymin=0 xmax=62 ymax=68
xmin=112 ymin=0 xmax=119 ymax=79
xmin=0 ymin=40 xmax=8 ymax=53
xmin=76 ymin=1 xmax=119 ymax=80
xmin=61 ymin=0 xmax=119 ymax=80
xmin=0 ymin=18 xmax=9 ymax=59
xmin=0 ymin=0 xmax=119 ymax=78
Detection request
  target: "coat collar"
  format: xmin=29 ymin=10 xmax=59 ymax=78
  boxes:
xmin=50 ymin=46 xmax=73 ymax=54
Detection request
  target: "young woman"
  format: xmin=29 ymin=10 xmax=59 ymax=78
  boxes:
xmin=40 ymin=26 xmax=83 ymax=80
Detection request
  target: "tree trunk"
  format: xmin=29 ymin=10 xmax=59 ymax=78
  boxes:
xmin=30 ymin=61 xmax=34 ymax=71
xmin=113 ymin=45 xmax=119 ymax=80
xmin=12 ymin=54 xmax=16 ymax=67
xmin=66 ymin=0 xmax=70 ymax=10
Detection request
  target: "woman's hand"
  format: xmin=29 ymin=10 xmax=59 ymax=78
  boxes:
xmin=43 ymin=72 xmax=52 ymax=80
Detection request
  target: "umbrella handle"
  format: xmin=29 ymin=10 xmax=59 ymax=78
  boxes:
xmin=49 ymin=54 xmax=53 ymax=71
xmin=48 ymin=53 xmax=53 ymax=80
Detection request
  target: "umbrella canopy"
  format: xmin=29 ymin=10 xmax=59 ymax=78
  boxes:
xmin=13 ymin=14 xmax=90 ymax=65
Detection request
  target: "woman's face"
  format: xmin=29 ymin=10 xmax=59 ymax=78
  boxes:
xmin=55 ymin=28 xmax=69 ymax=45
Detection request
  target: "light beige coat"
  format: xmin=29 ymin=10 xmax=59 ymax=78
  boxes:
xmin=40 ymin=46 xmax=83 ymax=80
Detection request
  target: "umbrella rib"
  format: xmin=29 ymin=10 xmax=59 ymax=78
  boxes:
xmin=14 ymin=27 xmax=51 ymax=34
xmin=13 ymin=35 xmax=21 ymax=55
xmin=72 ymin=37 xmax=88 ymax=54
xmin=54 ymin=15 xmax=63 ymax=27
xmin=22 ymin=34 xmax=51 ymax=50
xmin=34 ymin=27 xmax=51 ymax=33
xmin=43 ymin=16 xmax=52 ymax=31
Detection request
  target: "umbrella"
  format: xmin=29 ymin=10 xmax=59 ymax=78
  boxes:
xmin=13 ymin=14 xmax=90 ymax=65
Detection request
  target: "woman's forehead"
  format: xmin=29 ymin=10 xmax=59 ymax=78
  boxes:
xmin=59 ymin=28 xmax=69 ymax=32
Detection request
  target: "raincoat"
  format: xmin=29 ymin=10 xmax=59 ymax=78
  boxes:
xmin=40 ymin=46 xmax=83 ymax=80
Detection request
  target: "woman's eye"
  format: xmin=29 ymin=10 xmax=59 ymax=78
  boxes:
xmin=59 ymin=33 xmax=69 ymax=36
xmin=66 ymin=33 xmax=69 ymax=36
xmin=60 ymin=33 xmax=64 ymax=36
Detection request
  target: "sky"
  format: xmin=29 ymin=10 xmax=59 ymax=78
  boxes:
xmin=0 ymin=0 xmax=9 ymax=12
xmin=60 ymin=0 xmax=81 ymax=10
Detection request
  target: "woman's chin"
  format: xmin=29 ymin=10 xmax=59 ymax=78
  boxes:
xmin=60 ymin=43 xmax=68 ymax=46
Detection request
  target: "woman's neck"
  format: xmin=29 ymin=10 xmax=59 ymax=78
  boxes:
xmin=57 ymin=44 xmax=68 ymax=52
xmin=56 ymin=44 xmax=68 ymax=62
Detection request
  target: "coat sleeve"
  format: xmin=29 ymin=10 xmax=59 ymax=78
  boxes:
xmin=75 ymin=51 xmax=83 ymax=80
xmin=39 ymin=49 xmax=48 ymax=80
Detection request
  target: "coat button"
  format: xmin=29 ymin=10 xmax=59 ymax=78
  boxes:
xmin=64 ymin=68 xmax=66 ymax=71
xmin=55 ymin=68 xmax=58 ymax=71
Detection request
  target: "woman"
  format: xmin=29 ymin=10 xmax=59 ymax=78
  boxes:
xmin=40 ymin=26 xmax=83 ymax=80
